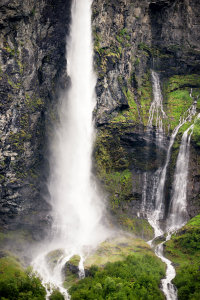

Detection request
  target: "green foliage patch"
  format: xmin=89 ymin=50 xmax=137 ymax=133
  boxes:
xmin=173 ymin=263 xmax=200 ymax=300
xmin=163 ymin=74 xmax=200 ymax=132
xmin=118 ymin=216 xmax=154 ymax=240
xmin=0 ymin=255 xmax=46 ymax=300
xmin=165 ymin=75 xmax=200 ymax=93
xmin=138 ymin=70 xmax=153 ymax=126
xmin=166 ymin=89 xmax=193 ymax=130
xmin=49 ymin=290 xmax=65 ymax=300
xmin=69 ymin=254 xmax=165 ymax=300
xmin=104 ymin=170 xmax=133 ymax=209
xmin=165 ymin=215 xmax=200 ymax=299
xmin=193 ymin=118 xmax=200 ymax=146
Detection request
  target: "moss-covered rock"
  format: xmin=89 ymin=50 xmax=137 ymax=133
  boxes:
xmin=84 ymin=233 xmax=154 ymax=270
xmin=45 ymin=249 xmax=65 ymax=272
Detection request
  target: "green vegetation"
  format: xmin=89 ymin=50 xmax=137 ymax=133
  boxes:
xmin=193 ymin=118 xmax=200 ymax=146
xmin=94 ymin=127 xmax=132 ymax=207
xmin=138 ymin=70 xmax=153 ymax=126
xmin=69 ymin=255 xmax=81 ymax=267
xmin=104 ymin=170 xmax=133 ymax=209
xmin=31 ymin=9 xmax=36 ymax=16
xmin=134 ymin=58 xmax=140 ymax=66
xmin=138 ymin=43 xmax=173 ymax=59
xmin=165 ymin=74 xmax=200 ymax=93
xmin=165 ymin=214 xmax=200 ymax=300
xmin=111 ymin=89 xmax=139 ymax=125
xmin=69 ymin=254 xmax=165 ymax=300
xmin=0 ymin=253 xmax=46 ymax=300
xmin=117 ymin=216 xmax=154 ymax=240
xmin=163 ymin=74 xmax=200 ymax=132
xmin=63 ymin=255 xmax=81 ymax=289
xmin=166 ymin=89 xmax=193 ymax=128
xmin=173 ymin=264 xmax=200 ymax=300
xmin=45 ymin=249 xmax=65 ymax=272
xmin=49 ymin=290 xmax=64 ymax=300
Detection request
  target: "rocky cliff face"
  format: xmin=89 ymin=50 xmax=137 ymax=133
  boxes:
xmin=0 ymin=0 xmax=200 ymax=240
xmin=92 ymin=0 xmax=200 ymax=227
xmin=0 ymin=0 xmax=72 ymax=240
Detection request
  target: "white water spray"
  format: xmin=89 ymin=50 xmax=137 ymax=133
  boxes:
xmin=33 ymin=1 xmax=108 ymax=297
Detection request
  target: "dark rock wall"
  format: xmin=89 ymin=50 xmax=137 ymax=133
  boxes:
xmin=0 ymin=0 xmax=72 ymax=239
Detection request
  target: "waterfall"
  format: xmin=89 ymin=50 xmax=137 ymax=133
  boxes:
xmin=148 ymin=70 xmax=167 ymax=134
xmin=33 ymin=1 xmax=107 ymax=298
xmin=143 ymin=78 xmax=197 ymax=299
xmin=167 ymin=125 xmax=194 ymax=231
xmin=150 ymin=89 xmax=197 ymax=226
xmin=49 ymin=0 xmax=105 ymax=248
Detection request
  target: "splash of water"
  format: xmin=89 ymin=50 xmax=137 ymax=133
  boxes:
xmin=33 ymin=0 xmax=108 ymax=298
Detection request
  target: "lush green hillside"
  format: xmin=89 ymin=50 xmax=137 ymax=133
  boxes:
xmin=0 ymin=252 xmax=64 ymax=300
xmin=165 ymin=214 xmax=200 ymax=299
xmin=69 ymin=254 xmax=165 ymax=300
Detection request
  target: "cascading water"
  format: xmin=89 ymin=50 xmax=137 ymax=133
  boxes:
xmin=148 ymin=70 xmax=167 ymax=134
xmin=167 ymin=125 xmax=194 ymax=231
xmin=147 ymin=88 xmax=197 ymax=225
xmin=33 ymin=1 xmax=108 ymax=298
xmin=143 ymin=76 xmax=198 ymax=299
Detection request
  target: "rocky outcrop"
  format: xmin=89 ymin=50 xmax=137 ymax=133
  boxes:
xmin=0 ymin=0 xmax=72 ymax=239
xmin=92 ymin=0 xmax=200 ymax=125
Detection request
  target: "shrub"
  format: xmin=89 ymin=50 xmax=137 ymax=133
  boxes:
xmin=69 ymin=254 xmax=165 ymax=300
xmin=49 ymin=290 xmax=65 ymax=300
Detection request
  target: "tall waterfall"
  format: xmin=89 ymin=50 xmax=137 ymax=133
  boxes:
xmin=49 ymin=0 xmax=105 ymax=247
xmin=33 ymin=1 xmax=107 ymax=298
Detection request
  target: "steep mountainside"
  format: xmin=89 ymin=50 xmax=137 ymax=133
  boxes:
xmin=92 ymin=0 xmax=200 ymax=230
xmin=0 ymin=0 xmax=200 ymax=241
